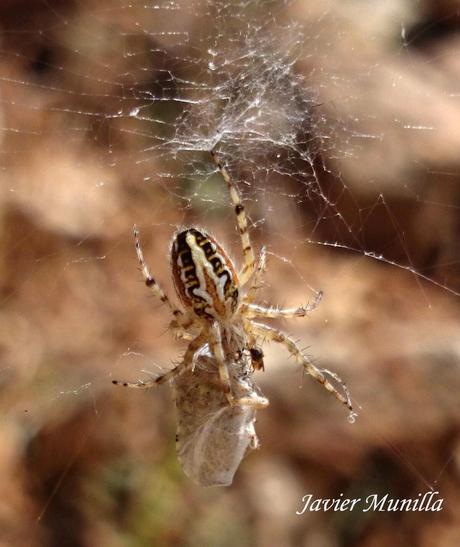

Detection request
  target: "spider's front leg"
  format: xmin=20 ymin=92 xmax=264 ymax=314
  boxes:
xmin=249 ymin=321 xmax=353 ymax=413
xmin=244 ymin=245 xmax=267 ymax=305
xmin=134 ymin=225 xmax=191 ymax=330
xmin=112 ymin=332 xmax=207 ymax=389
xmin=211 ymin=150 xmax=256 ymax=286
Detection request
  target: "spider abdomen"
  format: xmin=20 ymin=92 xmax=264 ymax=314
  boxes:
xmin=171 ymin=228 xmax=239 ymax=320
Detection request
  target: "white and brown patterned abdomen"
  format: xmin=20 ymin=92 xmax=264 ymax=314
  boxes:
xmin=171 ymin=228 xmax=239 ymax=320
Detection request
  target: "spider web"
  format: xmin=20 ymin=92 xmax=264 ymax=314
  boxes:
xmin=1 ymin=0 xmax=460 ymax=544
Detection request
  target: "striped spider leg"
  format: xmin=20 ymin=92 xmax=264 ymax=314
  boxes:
xmin=241 ymin=289 xmax=323 ymax=320
xmin=112 ymin=331 xmax=207 ymax=389
xmin=211 ymin=150 xmax=267 ymax=372
xmin=239 ymin=276 xmax=352 ymax=411
xmin=246 ymin=321 xmax=353 ymax=412
xmin=133 ymin=225 xmax=194 ymax=339
xmin=243 ymin=246 xmax=268 ymax=370
xmin=112 ymin=227 xmax=200 ymax=389
xmin=242 ymin=293 xmax=348 ymax=413
xmin=211 ymin=149 xmax=255 ymax=286
xmin=245 ymin=245 xmax=267 ymax=305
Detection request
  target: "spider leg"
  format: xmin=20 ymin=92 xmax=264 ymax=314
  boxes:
xmin=211 ymin=150 xmax=256 ymax=286
xmin=168 ymin=316 xmax=196 ymax=341
xmin=210 ymin=322 xmax=269 ymax=409
xmin=242 ymin=291 xmax=323 ymax=319
xmin=170 ymin=329 xmax=195 ymax=342
xmin=243 ymin=245 xmax=267 ymax=305
xmin=249 ymin=321 xmax=353 ymax=412
xmin=112 ymin=331 xmax=207 ymax=389
xmin=134 ymin=225 xmax=191 ymax=328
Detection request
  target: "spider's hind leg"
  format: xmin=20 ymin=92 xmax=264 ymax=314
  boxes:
xmin=112 ymin=332 xmax=207 ymax=389
xmin=249 ymin=322 xmax=353 ymax=412
xmin=243 ymin=291 xmax=323 ymax=320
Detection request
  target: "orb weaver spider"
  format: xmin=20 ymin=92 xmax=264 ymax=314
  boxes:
xmin=113 ymin=150 xmax=353 ymax=416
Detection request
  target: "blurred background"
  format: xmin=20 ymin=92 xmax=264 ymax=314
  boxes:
xmin=0 ymin=0 xmax=460 ymax=545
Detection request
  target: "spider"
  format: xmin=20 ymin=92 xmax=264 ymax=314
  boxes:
xmin=113 ymin=150 xmax=353 ymax=415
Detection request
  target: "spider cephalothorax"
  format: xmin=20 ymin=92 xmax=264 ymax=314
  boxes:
xmin=113 ymin=150 xmax=353 ymax=415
